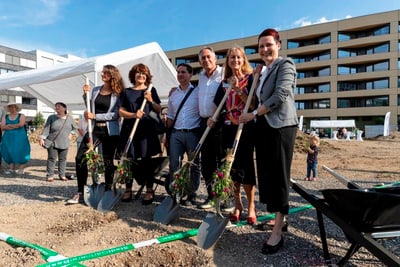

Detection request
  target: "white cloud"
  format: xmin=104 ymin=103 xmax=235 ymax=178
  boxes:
xmin=293 ymin=16 xmax=340 ymax=27
xmin=0 ymin=0 xmax=69 ymax=27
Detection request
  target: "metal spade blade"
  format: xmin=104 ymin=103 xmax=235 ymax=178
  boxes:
xmin=197 ymin=213 xmax=230 ymax=250
xmin=83 ymin=183 xmax=105 ymax=209
xmin=97 ymin=187 xmax=124 ymax=213
xmin=153 ymin=196 xmax=180 ymax=224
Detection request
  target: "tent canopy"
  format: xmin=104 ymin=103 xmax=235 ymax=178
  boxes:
xmin=0 ymin=42 xmax=178 ymax=110
xmin=310 ymin=120 xmax=355 ymax=129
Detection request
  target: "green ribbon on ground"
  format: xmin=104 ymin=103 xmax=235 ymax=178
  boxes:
xmin=0 ymin=232 xmax=85 ymax=267
xmin=36 ymin=204 xmax=313 ymax=267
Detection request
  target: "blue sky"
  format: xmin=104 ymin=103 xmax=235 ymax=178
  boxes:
xmin=0 ymin=0 xmax=399 ymax=58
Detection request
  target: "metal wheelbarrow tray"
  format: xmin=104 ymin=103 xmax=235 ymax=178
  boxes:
xmin=291 ymin=172 xmax=400 ymax=266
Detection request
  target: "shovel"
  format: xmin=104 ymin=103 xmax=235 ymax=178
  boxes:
xmin=197 ymin=65 xmax=262 ymax=249
xmin=153 ymin=84 xmax=232 ymax=224
xmin=97 ymin=84 xmax=153 ymax=212
xmin=81 ymin=78 xmax=107 ymax=209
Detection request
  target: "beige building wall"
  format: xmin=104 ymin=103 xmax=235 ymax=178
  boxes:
xmin=166 ymin=10 xmax=400 ymax=131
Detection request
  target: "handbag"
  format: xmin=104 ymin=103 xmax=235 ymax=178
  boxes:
xmin=148 ymin=110 xmax=166 ymax=134
xmin=43 ymin=138 xmax=54 ymax=149
xmin=42 ymin=116 xmax=68 ymax=149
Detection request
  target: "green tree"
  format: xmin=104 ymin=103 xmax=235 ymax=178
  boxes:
xmin=33 ymin=112 xmax=45 ymax=127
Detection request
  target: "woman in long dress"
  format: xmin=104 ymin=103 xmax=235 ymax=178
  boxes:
xmin=0 ymin=103 xmax=31 ymax=175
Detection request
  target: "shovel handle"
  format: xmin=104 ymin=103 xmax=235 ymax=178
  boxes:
xmin=85 ymin=77 xmax=93 ymax=146
xmin=230 ymin=64 xmax=262 ymax=159
xmin=123 ymin=84 xmax=153 ymax=155
xmin=193 ymin=85 xmax=232 ymax=159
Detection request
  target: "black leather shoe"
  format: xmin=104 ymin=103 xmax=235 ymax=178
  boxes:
xmin=261 ymin=237 xmax=284 ymax=255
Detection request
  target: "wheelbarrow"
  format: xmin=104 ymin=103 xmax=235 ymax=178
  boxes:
xmin=291 ymin=167 xmax=400 ymax=266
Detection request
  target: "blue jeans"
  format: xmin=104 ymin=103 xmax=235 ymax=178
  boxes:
xmin=169 ymin=129 xmax=200 ymax=197
xmin=306 ymin=161 xmax=317 ymax=178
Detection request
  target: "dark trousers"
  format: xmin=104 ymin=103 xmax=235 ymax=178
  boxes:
xmin=255 ymin=116 xmax=297 ymax=214
xmin=200 ymin=118 xmax=223 ymax=197
xmin=75 ymin=126 xmax=118 ymax=193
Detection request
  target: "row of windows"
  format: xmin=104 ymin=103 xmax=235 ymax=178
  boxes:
xmin=0 ymin=53 xmax=36 ymax=68
xmin=288 ymin=24 xmax=390 ymax=49
xmin=174 ymin=39 xmax=399 ymax=67
xmin=296 ymin=83 xmax=330 ymax=94
xmin=297 ymin=77 xmax=392 ymax=94
xmin=338 ymin=78 xmax=389 ymax=91
xmin=338 ymin=60 xmax=389 ymax=75
xmin=296 ymin=95 xmax=391 ymax=110
xmin=338 ymin=42 xmax=389 ymax=58
xmin=338 ymin=96 xmax=389 ymax=108
xmin=338 ymin=24 xmax=390 ymax=41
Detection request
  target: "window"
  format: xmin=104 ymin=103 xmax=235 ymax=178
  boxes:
xmin=287 ymin=34 xmax=331 ymax=49
xmin=245 ymin=47 xmax=257 ymax=55
xmin=338 ymin=78 xmax=389 ymax=91
xmin=338 ymin=24 xmax=390 ymax=41
xmin=338 ymin=96 xmax=389 ymax=108
xmin=295 ymin=99 xmax=330 ymax=110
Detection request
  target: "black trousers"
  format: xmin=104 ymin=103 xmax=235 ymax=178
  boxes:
xmin=75 ymin=126 xmax=118 ymax=193
xmin=255 ymin=116 xmax=297 ymax=214
xmin=199 ymin=118 xmax=224 ymax=197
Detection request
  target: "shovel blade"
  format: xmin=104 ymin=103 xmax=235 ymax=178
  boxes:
xmin=83 ymin=183 xmax=105 ymax=209
xmin=197 ymin=213 xmax=229 ymax=249
xmin=153 ymin=196 xmax=180 ymax=224
xmin=97 ymin=188 xmax=124 ymax=213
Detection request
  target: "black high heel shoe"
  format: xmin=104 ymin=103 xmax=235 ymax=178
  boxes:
xmin=261 ymin=237 xmax=284 ymax=255
xmin=142 ymin=190 xmax=155 ymax=205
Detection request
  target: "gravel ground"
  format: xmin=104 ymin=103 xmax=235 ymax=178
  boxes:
xmin=0 ymin=133 xmax=399 ymax=266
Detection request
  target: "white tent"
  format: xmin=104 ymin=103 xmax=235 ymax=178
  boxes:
xmin=0 ymin=42 xmax=178 ymax=110
xmin=310 ymin=120 xmax=355 ymax=129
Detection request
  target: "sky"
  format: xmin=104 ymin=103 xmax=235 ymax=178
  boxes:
xmin=0 ymin=0 xmax=399 ymax=58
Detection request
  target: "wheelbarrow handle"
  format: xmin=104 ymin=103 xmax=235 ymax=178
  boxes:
xmin=322 ymin=165 xmax=361 ymax=190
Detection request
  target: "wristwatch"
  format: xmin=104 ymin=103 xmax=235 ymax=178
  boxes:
xmin=252 ymin=109 xmax=258 ymax=116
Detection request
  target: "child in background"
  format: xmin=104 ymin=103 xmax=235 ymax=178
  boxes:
xmin=305 ymin=134 xmax=320 ymax=181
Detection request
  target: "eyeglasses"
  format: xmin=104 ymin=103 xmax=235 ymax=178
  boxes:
xmin=136 ymin=72 xmax=146 ymax=76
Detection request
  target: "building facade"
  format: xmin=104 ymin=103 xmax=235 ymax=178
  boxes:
xmin=166 ymin=10 xmax=400 ymax=131
xmin=0 ymin=45 xmax=81 ymax=121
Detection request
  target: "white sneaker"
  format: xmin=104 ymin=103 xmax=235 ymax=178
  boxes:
xmin=66 ymin=193 xmax=82 ymax=204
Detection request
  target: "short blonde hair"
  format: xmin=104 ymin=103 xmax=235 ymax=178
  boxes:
xmin=309 ymin=134 xmax=320 ymax=146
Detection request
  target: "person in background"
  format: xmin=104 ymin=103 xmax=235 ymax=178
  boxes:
xmin=166 ymin=63 xmax=201 ymax=206
xmin=76 ymin=115 xmax=88 ymax=149
xmin=40 ymin=102 xmax=77 ymax=181
xmin=67 ymin=65 xmax=124 ymax=204
xmin=0 ymin=105 xmax=5 ymax=169
xmin=118 ymin=63 xmax=162 ymax=205
xmin=196 ymin=46 xmax=226 ymax=210
xmin=213 ymin=45 xmax=257 ymax=224
xmin=240 ymin=28 xmax=298 ymax=254
xmin=304 ymin=134 xmax=320 ymax=181
xmin=0 ymin=102 xmax=31 ymax=175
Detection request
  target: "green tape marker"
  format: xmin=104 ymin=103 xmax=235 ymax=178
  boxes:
xmin=0 ymin=232 xmax=85 ymax=266
xmin=36 ymin=204 xmax=313 ymax=267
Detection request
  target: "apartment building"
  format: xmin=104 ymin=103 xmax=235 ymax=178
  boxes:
xmin=0 ymin=45 xmax=81 ymax=120
xmin=166 ymin=10 xmax=400 ymax=131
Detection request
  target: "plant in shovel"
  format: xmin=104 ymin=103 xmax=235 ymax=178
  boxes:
xmin=84 ymin=142 xmax=105 ymax=182
xmin=169 ymin=152 xmax=197 ymax=201
xmin=210 ymin=149 xmax=235 ymax=216
xmin=114 ymin=158 xmax=133 ymax=184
